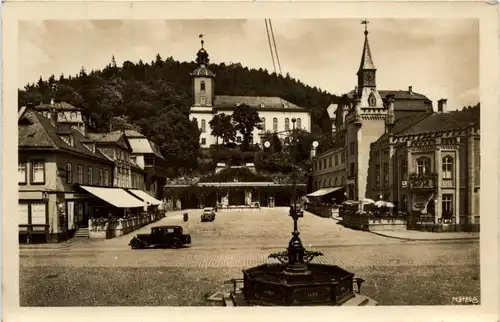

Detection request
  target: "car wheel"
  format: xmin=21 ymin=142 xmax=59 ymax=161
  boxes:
xmin=171 ymin=239 xmax=181 ymax=249
xmin=131 ymin=240 xmax=142 ymax=249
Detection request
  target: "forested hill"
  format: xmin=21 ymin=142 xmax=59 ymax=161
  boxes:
xmin=18 ymin=55 xmax=338 ymax=173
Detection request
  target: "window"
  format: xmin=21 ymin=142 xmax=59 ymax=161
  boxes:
xmin=401 ymin=160 xmax=408 ymax=179
xmin=200 ymin=96 xmax=206 ymax=105
xmin=341 ymin=176 xmax=345 ymax=185
xmin=328 ymin=178 xmax=331 ymax=187
xmin=350 ymin=163 xmax=355 ymax=176
xmin=375 ymin=164 xmax=381 ymax=187
xmin=201 ymin=119 xmax=206 ymax=133
xmin=350 ymin=142 xmax=355 ymax=155
xmin=65 ymin=163 xmax=73 ymax=184
xmin=383 ymin=163 xmax=389 ymax=186
xmin=104 ymin=170 xmax=109 ymax=186
xmin=442 ymin=156 xmax=453 ymax=179
xmin=442 ymin=194 xmax=453 ymax=218
xmin=87 ymin=167 xmax=93 ymax=185
xmin=200 ymin=81 xmax=206 ymax=91
xmin=319 ymin=161 xmax=322 ymax=170
xmin=323 ymin=159 xmax=327 ymax=169
xmin=334 ymin=177 xmax=338 ymax=186
xmin=77 ymin=165 xmax=83 ymax=184
xmin=19 ymin=161 xmax=27 ymax=184
xmin=285 ymin=118 xmax=290 ymax=131
xmin=236 ymin=136 xmax=242 ymax=143
xmin=99 ymin=169 xmax=103 ymax=186
xmin=261 ymin=117 xmax=266 ymax=131
xmin=329 ymin=157 xmax=332 ymax=167
xmin=31 ymin=160 xmax=45 ymax=184
xmin=416 ymin=157 xmax=430 ymax=175
xmin=341 ymin=151 xmax=345 ymax=164
xmin=273 ymin=118 xmax=278 ymax=131
xmin=297 ymin=118 xmax=302 ymax=129
xmin=335 ymin=154 xmax=339 ymax=166
xmin=201 ymin=138 xmax=206 ymax=145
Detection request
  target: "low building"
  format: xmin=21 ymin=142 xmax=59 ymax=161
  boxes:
xmin=165 ymin=163 xmax=307 ymax=210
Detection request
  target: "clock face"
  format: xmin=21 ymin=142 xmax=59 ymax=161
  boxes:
xmin=364 ymin=71 xmax=375 ymax=86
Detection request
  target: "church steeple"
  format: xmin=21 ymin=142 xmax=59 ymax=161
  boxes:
xmin=196 ymin=34 xmax=210 ymax=66
xmin=357 ymin=20 xmax=377 ymax=89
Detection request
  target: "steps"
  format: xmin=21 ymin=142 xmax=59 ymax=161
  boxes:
xmin=73 ymin=228 xmax=89 ymax=238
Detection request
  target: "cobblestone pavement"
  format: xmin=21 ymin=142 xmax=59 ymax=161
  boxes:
xmin=21 ymin=241 xmax=479 ymax=268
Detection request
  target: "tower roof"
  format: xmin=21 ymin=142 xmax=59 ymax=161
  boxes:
xmin=358 ymin=20 xmax=376 ymax=71
xmin=191 ymin=34 xmax=215 ymax=77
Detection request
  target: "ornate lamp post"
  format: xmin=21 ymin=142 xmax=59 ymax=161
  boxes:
xmin=268 ymin=118 xmax=323 ymax=275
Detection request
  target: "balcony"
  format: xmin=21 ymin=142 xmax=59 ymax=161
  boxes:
xmin=409 ymin=172 xmax=437 ymax=189
xmin=441 ymin=178 xmax=454 ymax=188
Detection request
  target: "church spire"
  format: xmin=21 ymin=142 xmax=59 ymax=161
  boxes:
xmin=358 ymin=19 xmax=376 ymax=72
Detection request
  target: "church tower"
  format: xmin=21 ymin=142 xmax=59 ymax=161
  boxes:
xmin=190 ymin=35 xmax=215 ymax=109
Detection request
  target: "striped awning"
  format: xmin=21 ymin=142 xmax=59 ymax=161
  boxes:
xmin=80 ymin=185 xmax=146 ymax=208
xmin=306 ymin=186 xmax=344 ymax=197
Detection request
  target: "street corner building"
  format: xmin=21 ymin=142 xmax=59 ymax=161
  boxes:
xmin=18 ymin=102 xmax=167 ymax=243
xmin=309 ymin=25 xmax=480 ymax=232
xmin=188 ymin=38 xmax=312 ymax=149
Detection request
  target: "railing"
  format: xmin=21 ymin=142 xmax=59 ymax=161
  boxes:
xmin=409 ymin=173 xmax=436 ymax=189
xmin=441 ymin=178 xmax=454 ymax=188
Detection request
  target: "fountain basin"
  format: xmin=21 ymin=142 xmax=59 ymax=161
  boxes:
xmin=242 ymin=263 xmax=355 ymax=306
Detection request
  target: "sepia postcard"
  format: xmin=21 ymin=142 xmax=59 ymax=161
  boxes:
xmin=2 ymin=1 xmax=499 ymax=322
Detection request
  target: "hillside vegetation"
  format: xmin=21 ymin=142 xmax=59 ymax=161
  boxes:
xmin=18 ymin=55 xmax=338 ymax=177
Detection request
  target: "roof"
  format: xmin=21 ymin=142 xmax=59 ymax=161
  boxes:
xmin=122 ymin=130 xmax=146 ymax=138
xmin=126 ymin=137 xmax=166 ymax=160
xmin=214 ymin=95 xmax=304 ymax=110
xmin=400 ymin=105 xmax=479 ymax=135
xmin=358 ymin=33 xmax=376 ymax=71
xmin=18 ymin=110 xmax=112 ymax=162
xmin=191 ymin=65 xmax=215 ymax=77
xmin=34 ymin=101 xmax=82 ymax=111
xmin=347 ymin=90 xmax=429 ymax=101
xmin=87 ymin=132 xmax=124 ymax=143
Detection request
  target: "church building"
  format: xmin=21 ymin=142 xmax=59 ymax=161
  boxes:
xmin=188 ymin=39 xmax=312 ymax=148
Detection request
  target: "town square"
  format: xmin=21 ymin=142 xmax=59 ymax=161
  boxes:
xmin=15 ymin=17 xmax=483 ymax=307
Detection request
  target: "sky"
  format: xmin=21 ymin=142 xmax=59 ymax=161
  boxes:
xmin=19 ymin=19 xmax=479 ymax=110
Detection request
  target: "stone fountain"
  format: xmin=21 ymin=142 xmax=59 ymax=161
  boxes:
xmin=221 ymin=206 xmax=378 ymax=306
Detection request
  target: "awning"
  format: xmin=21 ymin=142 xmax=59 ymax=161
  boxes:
xmin=80 ymin=185 xmax=146 ymax=208
xmin=306 ymin=186 xmax=344 ymax=197
xmin=127 ymin=189 xmax=162 ymax=206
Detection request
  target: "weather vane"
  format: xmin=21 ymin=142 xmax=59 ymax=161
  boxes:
xmin=199 ymin=34 xmax=204 ymax=48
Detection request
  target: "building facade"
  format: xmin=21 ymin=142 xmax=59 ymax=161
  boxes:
xmin=19 ymin=106 xmax=115 ymax=242
xmin=120 ymin=130 xmax=169 ymax=200
xmin=309 ymin=23 xmax=480 ymax=230
xmin=188 ymin=40 xmax=312 ymax=149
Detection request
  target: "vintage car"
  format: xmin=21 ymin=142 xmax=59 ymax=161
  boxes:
xmin=129 ymin=225 xmax=191 ymax=249
xmin=201 ymin=207 xmax=216 ymax=222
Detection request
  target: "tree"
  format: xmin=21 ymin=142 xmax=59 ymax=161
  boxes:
xmin=231 ymin=104 xmax=262 ymax=151
xmin=108 ymin=115 xmax=142 ymax=132
xmin=209 ymin=113 xmax=235 ymax=149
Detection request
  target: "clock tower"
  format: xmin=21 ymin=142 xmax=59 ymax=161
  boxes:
xmin=354 ymin=20 xmax=383 ymax=109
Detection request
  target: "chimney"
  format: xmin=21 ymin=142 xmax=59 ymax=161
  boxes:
xmin=438 ymin=99 xmax=448 ymax=113
xmin=49 ymin=100 xmax=58 ymax=126
xmin=386 ymin=94 xmax=395 ymax=127
xmin=408 ymin=86 xmax=413 ymax=95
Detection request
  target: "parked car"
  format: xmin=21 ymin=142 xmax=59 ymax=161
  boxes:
xmin=129 ymin=225 xmax=191 ymax=249
xmin=201 ymin=207 xmax=216 ymax=222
